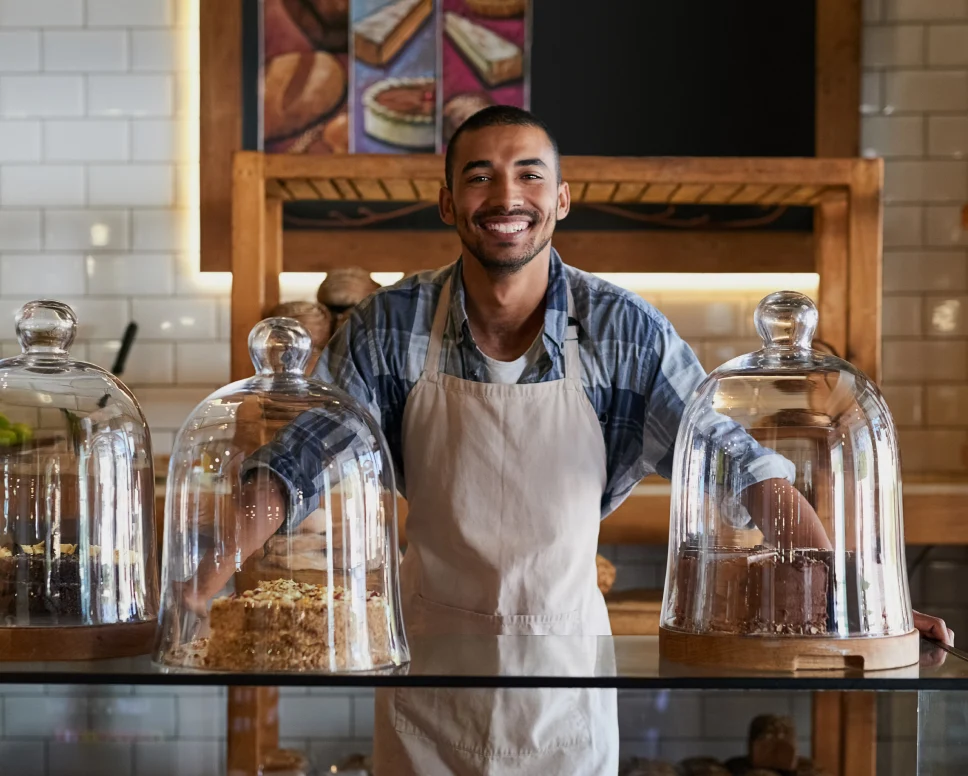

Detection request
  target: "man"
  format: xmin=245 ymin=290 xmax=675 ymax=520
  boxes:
xmin=190 ymin=106 xmax=952 ymax=773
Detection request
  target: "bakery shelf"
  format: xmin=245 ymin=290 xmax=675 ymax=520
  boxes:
xmin=231 ymin=152 xmax=883 ymax=389
xmin=1 ymin=635 xmax=964 ymax=690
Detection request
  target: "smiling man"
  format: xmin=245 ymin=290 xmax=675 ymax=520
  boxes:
xmin=189 ymin=106 xmax=952 ymax=775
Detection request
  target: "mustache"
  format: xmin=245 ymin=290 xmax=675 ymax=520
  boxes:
xmin=472 ymin=207 xmax=540 ymax=225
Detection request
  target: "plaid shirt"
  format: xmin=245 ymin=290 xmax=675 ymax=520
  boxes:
xmin=246 ymin=249 xmax=791 ymax=526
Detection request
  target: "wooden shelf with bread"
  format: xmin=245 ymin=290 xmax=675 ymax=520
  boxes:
xmin=231 ymin=150 xmax=894 ymax=637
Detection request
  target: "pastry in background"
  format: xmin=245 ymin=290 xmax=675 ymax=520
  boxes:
xmin=282 ymin=0 xmax=349 ymax=51
xmin=748 ymin=715 xmax=797 ymax=772
xmin=267 ymin=301 xmax=333 ymax=373
xmin=264 ymin=51 xmax=347 ymax=142
xmin=317 ymin=268 xmax=381 ymax=310
xmin=596 ymin=553 xmax=616 ymax=594
xmin=619 ymin=759 xmax=678 ymax=776
xmin=464 ymin=0 xmax=526 ymax=17
xmin=444 ymin=12 xmax=523 ymax=87
xmin=354 ymin=0 xmax=433 ymax=67
xmin=323 ymin=112 xmax=350 ymax=153
xmin=362 ymin=76 xmax=437 ymax=150
xmin=443 ymin=92 xmax=493 ymax=144
xmin=678 ymin=759 xmax=731 ymax=776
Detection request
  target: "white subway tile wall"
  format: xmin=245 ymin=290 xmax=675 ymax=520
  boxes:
xmin=866 ymin=7 xmax=968 ymax=474
xmin=0 ymin=1 xmax=963 ymax=774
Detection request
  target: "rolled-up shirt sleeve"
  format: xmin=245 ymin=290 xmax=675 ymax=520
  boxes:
xmin=641 ymin=317 xmax=795 ymax=498
xmin=240 ymin=306 xmax=385 ymax=529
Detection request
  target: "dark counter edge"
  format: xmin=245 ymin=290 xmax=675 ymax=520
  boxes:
xmin=2 ymin=671 xmax=968 ymax=692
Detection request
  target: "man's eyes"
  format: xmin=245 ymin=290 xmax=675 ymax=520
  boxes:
xmin=466 ymin=173 xmax=543 ymax=182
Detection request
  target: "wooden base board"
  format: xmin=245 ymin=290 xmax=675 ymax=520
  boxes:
xmin=605 ymin=589 xmax=663 ymax=636
xmin=0 ymin=620 xmax=157 ymax=661
xmin=659 ymin=627 xmax=920 ymax=672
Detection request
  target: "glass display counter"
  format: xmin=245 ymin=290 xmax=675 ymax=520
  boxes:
xmin=0 ymin=636 xmax=966 ymax=775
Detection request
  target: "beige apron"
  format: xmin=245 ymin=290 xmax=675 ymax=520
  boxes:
xmin=373 ymin=274 xmax=619 ymax=775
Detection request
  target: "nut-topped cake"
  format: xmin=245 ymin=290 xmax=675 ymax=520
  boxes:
xmin=203 ymin=579 xmax=392 ymax=672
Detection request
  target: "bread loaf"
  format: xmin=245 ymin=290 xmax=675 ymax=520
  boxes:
xmin=596 ymin=553 xmax=616 ymax=594
xmin=317 ymin=268 xmax=380 ymax=309
xmin=282 ymin=0 xmax=349 ymax=51
xmin=264 ymin=52 xmax=346 ymax=142
xmin=748 ymin=715 xmax=797 ymax=771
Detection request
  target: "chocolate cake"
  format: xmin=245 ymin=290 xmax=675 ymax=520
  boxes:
xmin=0 ymin=542 xmax=147 ymax=625
xmin=672 ymin=545 xmax=830 ymax=636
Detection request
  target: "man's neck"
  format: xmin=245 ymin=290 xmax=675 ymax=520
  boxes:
xmin=461 ymin=246 xmax=551 ymax=362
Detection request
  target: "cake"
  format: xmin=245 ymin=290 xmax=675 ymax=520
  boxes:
xmin=354 ymin=0 xmax=433 ymax=67
xmin=204 ymin=579 xmax=392 ymax=671
xmin=672 ymin=545 xmax=830 ymax=636
xmin=444 ymin=12 xmax=522 ymax=87
xmin=464 ymin=0 xmax=526 ymax=18
xmin=443 ymin=91 xmax=493 ymax=144
xmin=750 ymin=553 xmax=828 ymax=636
xmin=362 ymin=77 xmax=436 ymax=149
xmin=0 ymin=541 xmax=146 ymax=625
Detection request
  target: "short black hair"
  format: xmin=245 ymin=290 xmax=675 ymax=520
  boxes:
xmin=444 ymin=105 xmax=561 ymax=189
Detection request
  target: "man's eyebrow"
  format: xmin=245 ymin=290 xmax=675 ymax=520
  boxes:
xmin=515 ymin=158 xmax=548 ymax=168
xmin=461 ymin=159 xmax=493 ymax=174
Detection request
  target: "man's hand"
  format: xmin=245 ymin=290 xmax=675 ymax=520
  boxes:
xmin=178 ymin=474 xmax=288 ymax=614
xmin=741 ymin=478 xmax=833 ymax=551
xmin=914 ymin=610 xmax=954 ymax=646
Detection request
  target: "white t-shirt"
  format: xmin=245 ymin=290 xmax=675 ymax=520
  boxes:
xmin=481 ymin=333 xmax=543 ymax=385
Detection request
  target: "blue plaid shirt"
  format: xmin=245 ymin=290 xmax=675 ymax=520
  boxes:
xmin=246 ymin=249 xmax=791 ymax=525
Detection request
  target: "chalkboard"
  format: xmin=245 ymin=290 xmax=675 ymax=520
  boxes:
xmin=531 ymin=1 xmax=816 ymax=158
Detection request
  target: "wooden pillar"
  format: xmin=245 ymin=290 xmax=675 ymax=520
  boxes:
xmin=846 ymin=160 xmax=884 ymax=383
xmin=812 ymin=691 xmax=877 ymax=776
xmin=815 ymin=0 xmax=861 ymax=158
xmin=226 ymin=686 xmax=280 ymax=776
xmin=232 ymin=152 xmax=267 ymax=382
xmin=264 ymin=197 xmax=284 ymax=314
xmin=815 ymin=192 xmax=849 ymax=360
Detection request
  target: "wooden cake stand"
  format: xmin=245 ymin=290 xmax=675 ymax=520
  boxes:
xmin=0 ymin=621 xmax=157 ymax=661
xmin=659 ymin=626 xmax=920 ymax=672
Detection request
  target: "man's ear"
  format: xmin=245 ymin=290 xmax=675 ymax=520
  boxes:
xmin=439 ymin=186 xmax=456 ymax=225
xmin=557 ymin=181 xmax=571 ymax=221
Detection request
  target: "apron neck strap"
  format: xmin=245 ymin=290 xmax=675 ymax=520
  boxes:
xmin=563 ymin=282 xmax=581 ymax=383
xmin=424 ymin=273 xmax=583 ymax=383
xmin=423 ymin=276 xmax=452 ymax=377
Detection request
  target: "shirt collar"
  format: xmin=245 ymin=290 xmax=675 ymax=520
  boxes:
xmin=448 ymin=248 xmax=570 ymax=351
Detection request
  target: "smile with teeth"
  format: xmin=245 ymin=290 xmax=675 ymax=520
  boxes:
xmin=483 ymin=220 xmax=530 ymax=234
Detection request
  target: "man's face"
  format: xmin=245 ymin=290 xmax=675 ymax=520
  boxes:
xmin=440 ymin=124 xmax=570 ymax=276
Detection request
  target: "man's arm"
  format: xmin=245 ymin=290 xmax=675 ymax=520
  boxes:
xmin=642 ymin=317 xmax=831 ymax=549
xmin=178 ymin=307 xmax=390 ymax=612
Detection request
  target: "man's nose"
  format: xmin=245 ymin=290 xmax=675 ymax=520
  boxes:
xmin=487 ymin=174 xmax=524 ymax=209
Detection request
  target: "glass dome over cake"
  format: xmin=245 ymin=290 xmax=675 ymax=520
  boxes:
xmin=659 ymin=291 xmax=917 ymax=671
xmin=0 ymin=300 xmax=157 ymax=660
xmin=154 ymin=317 xmax=408 ymax=673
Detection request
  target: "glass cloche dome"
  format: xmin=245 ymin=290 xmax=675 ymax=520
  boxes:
xmin=0 ymin=301 xmax=157 ymax=660
xmin=154 ymin=317 xmax=408 ymax=673
xmin=659 ymin=292 xmax=917 ymax=672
